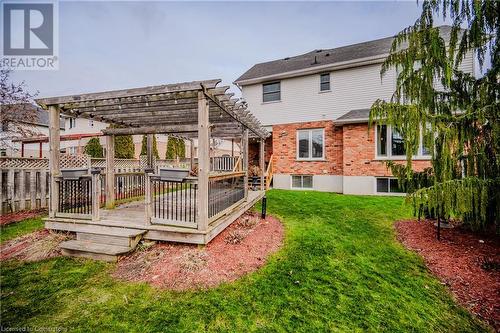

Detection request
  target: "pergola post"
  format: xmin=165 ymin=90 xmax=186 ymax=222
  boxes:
xmin=105 ymin=135 xmax=115 ymax=209
xmin=189 ymin=139 xmax=195 ymax=172
xmin=48 ymin=105 xmax=60 ymax=218
xmin=242 ymin=129 xmax=249 ymax=200
xmin=146 ymin=134 xmax=154 ymax=170
xmin=197 ymin=92 xmax=210 ymax=232
xmin=260 ymin=138 xmax=265 ymax=191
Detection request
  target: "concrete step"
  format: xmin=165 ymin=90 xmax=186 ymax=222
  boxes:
xmin=60 ymin=240 xmax=133 ymax=262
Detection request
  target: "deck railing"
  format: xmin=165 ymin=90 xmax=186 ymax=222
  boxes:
xmin=99 ymin=172 xmax=147 ymax=206
xmin=149 ymin=177 xmax=198 ymax=227
xmin=55 ymin=172 xmax=100 ymax=220
xmin=210 ymin=156 xmax=238 ymax=172
xmin=208 ymin=171 xmax=246 ymax=222
xmin=115 ymin=172 xmax=146 ymax=201
xmin=265 ymin=154 xmax=274 ymax=190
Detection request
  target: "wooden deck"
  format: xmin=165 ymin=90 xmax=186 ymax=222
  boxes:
xmin=45 ymin=190 xmax=265 ymax=245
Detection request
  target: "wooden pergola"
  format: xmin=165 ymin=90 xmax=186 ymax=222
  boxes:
xmin=36 ymin=79 xmax=269 ymax=251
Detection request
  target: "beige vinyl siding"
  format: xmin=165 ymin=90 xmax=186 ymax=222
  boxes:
xmin=242 ymin=51 xmax=475 ymax=126
xmin=242 ymin=63 xmax=397 ymax=126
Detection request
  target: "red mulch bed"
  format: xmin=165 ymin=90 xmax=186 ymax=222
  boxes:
xmin=395 ymin=220 xmax=500 ymax=331
xmin=114 ymin=212 xmax=284 ymax=290
xmin=0 ymin=209 xmax=47 ymax=226
xmin=0 ymin=229 xmax=71 ymax=261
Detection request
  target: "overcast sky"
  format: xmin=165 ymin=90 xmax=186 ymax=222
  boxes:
xmin=12 ymin=0 xmax=447 ymax=99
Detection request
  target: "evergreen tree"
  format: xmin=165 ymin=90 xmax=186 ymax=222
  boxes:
xmin=83 ymin=137 xmax=103 ymax=158
xmin=140 ymin=135 xmax=159 ymax=159
xmin=165 ymin=137 xmax=186 ymax=159
xmin=369 ymin=0 xmax=499 ymax=231
xmin=114 ymin=135 xmax=135 ymax=159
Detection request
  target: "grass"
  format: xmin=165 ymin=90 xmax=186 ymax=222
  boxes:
xmin=0 ymin=190 xmax=490 ymax=332
xmin=0 ymin=217 xmax=44 ymax=244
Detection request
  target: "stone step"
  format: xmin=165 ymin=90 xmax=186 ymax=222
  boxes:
xmin=60 ymin=240 xmax=133 ymax=262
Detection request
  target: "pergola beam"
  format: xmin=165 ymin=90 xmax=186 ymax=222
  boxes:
xmin=102 ymin=124 xmax=198 ymax=136
xmin=37 ymin=79 xmax=221 ymax=106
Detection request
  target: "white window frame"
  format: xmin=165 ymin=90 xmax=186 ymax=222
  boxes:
xmin=291 ymin=175 xmax=314 ymax=189
xmin=319 ymin=73 xmax=331 ymax=92
xmin=375 ymin=177 xmax=405 ymax=195
xmin=296 ymin=128 xmax=325 ymax=161
xmin=262 ymin=81 xmax=281 ymax=103
xmin=375 ymin=124 xmax=432 ymax=160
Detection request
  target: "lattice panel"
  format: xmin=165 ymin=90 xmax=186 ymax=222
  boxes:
xmin=60 ymin=154 xmax=90 ymax=169
xmin=0 ymin=157 xmax=49 ymax=169
xmin=139 ymin=155 xmax=155 ymax=170
xmin=91 ymin=158 xmax=141 ymax=172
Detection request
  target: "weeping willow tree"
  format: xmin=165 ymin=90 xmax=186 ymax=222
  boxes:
xmin=370 ymin=0 xmax=499 ymax=232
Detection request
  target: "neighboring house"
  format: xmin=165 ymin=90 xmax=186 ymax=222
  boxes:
xmin=1 ymin=105 xmax=64 ymax=158
xmin=9 ymin=113 xmax=238 ymax=159
xmin=235 ymin=26 xmax=475 ymax=195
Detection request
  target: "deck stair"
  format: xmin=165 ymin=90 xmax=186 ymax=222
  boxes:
xmin=59 ymin=225 xmax=146 ymax=262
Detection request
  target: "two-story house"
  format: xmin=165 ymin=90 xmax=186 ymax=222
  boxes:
xmin=235 ymin=26 xmax=475 ymax=195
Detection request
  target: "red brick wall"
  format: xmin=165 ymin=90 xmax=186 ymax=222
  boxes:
xmin=248 ymin=137 xmax=273 ymax=166
xmin=342 ymin=123 xmax=431 ymax=176
xmin=272 ymin=120 xmax=343 ymax=175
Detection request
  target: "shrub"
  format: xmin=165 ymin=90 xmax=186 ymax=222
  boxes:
xmin=84 ymin=137 xmax=103 ymax=158
xmin=140 ymin=135 xmax=159 ymax=159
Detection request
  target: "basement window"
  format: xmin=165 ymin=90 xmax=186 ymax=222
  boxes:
xmin=376 ymin=177 xmax=404 ymax=193
xmin=292 ymin=175 xmax=313 ymax=189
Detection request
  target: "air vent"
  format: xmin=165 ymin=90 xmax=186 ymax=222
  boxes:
xmin=316 ymin=49 xmax=323 ymax=53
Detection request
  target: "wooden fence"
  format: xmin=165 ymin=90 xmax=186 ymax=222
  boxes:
xmin=0 ymin=161 xmax=50 ymax=214
xmin=1 ymin=156 xmax=237 ymax=214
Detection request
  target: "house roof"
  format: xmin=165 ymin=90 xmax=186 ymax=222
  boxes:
xmin=235 ymin=25 xmax=453 ymax=85
xmin=5 ymin=104 xmax=65 ymax=129
xmin=335 ymin=109 xmax=370 ymax=124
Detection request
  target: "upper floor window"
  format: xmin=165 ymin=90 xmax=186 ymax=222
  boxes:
xmin=376 ymin=124 xmax=432 ymax=158
xmin=0 ymin=149 xmax=6 ymax=157
xmin=69 ymin=118 xmax=76 ymax=129
xmin=320 ymin=73 xmax=330 ymax=91
xmin=297 ymin=128 xmax=324 ymax=160
xmin=262 ymin=82 xmax=280 ymax=102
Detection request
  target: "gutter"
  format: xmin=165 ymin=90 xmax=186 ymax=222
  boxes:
xmin=333 ymin=118 xmax=370 ymax=125
xmin=235 ymin=53 xmax=388 ymax=86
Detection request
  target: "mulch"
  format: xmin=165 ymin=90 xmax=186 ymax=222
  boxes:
xmin=114 ymin=212 xmax=284 ymax=290
xmin=395 ymin=219 xmax=500 ymax=331
xmin=0 ymin=209 xmax=47 ymax=226
xmin=0 ymin=229 xmax=71 ymax=261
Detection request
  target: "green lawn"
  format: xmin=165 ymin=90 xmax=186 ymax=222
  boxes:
xmin=0 ymin=217 xmax=44 ymax=244
xmin=0 ymin=190 xmax=489 ymax=332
